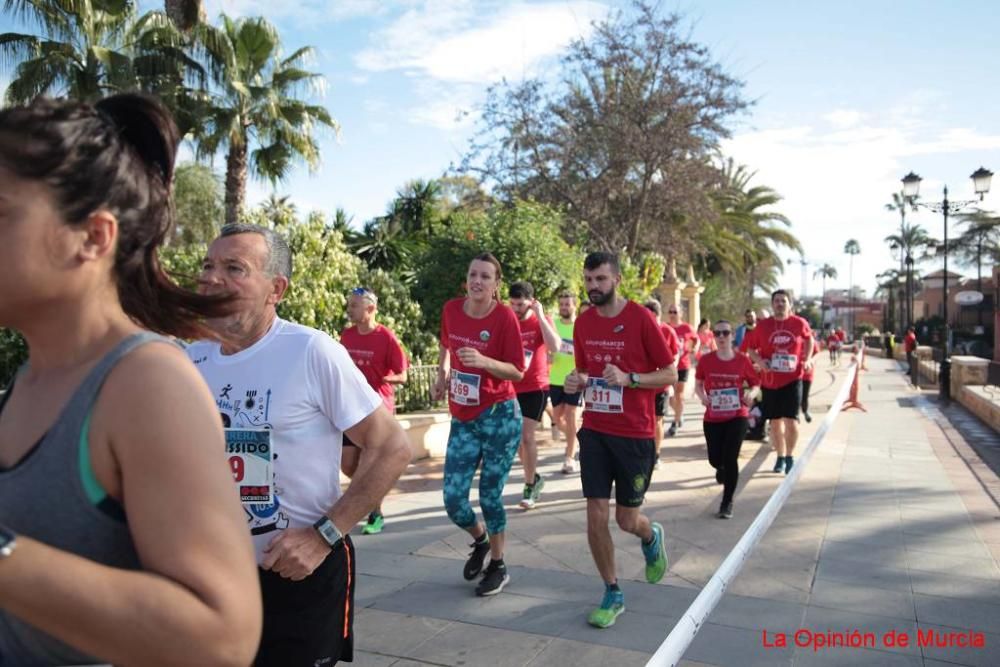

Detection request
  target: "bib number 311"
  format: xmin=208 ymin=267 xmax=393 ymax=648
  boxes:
xmin=585 ymin=377 xmax=624 ymax=413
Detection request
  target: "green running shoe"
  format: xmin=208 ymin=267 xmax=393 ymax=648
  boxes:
xmin=530 ymin=474 xmax=545 ymax=503
xmin=587 ymin=586 xmax=625 ymax=628
xmin=361 ymin=512 xmax=384 ymax=535
xmin=642 ymin=522 xmax=667 ymax=583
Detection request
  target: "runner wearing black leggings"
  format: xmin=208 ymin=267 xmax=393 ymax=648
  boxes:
xmin=694 ymin=320 xmax=761 ymax=519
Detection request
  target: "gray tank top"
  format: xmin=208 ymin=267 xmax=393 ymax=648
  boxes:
xmin=0 ymin=332 xmax=165 ymax=666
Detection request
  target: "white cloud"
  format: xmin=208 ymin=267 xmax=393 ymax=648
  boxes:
xmin=356 ymin=1 xmax=606 ymax=83
xmin=823 ymin=109 xmax=864 ymax=129
xmin=352 ymin=1 xmax=606 ymax=128
xmin=722 ymin=114 xmax=1000 ymax=295
xmin=203 ymin=0 xmax=387 ymax=24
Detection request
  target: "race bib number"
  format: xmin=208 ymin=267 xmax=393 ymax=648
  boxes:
xmin=771 ymin=353 xmax=798 ymax=372
xmin=584 ymin=377 xmax=624 ymax=413
xmin=225 ymin=429 xmax=273 ymax=504
xmin=450 ymin=370 xmax=481 ymax=406
xmin=709 ymin=387 xmax=741 ymax=413
xmin=559 ymin=338 xmax=574 ymax=355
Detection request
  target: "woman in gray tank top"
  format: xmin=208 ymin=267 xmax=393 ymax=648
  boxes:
xmin=0 ymin=95 xmax=261 ymax=666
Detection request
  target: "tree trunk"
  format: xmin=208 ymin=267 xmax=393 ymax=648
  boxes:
xmin=165 ymin=0 xmax=204 ymax=31
xmin=225 ymin=140 xmax=248 ymax=226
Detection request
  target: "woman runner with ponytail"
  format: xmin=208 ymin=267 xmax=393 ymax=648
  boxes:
xmin=0 ymin=95 xmax=261 ymax=666
xmin=431 ymin=253 xmax=525 ymax=597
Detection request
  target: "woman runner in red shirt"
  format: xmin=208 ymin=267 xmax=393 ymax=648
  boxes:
xmin=695 ymin=320 xmax=761 ymax=519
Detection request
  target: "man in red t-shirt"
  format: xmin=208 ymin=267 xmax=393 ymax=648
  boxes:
xmin=508 ymin=281 xmax=561 ymax=509
xmin=665 ymin=304 xmax=697 ymax=437
xmin=903 ymin=326 xmax=917 ymax=374
xmin=340 ymin=287 xmax=409 ymax=534
xmin=743 ymin=289 xmax=814 ymax=474
xmin=563 ymin=252 xmax=676 ymax=629
xmin=644 ymin=300 xmax=680 ymax=470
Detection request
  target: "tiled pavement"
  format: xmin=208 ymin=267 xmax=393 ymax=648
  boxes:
xmin=345 ymin=355 xmax=1000 ymax=666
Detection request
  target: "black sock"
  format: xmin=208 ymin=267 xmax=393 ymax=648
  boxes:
xmin=607 ymin=581 xmax=621 ymax=592
xmin=474 ymin=533 xmax=489 ymax=546
xmin=492 ymin=558 xmax=505 ymax=570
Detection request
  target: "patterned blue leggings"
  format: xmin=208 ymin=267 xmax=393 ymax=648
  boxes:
xmin=443 ymin=399 xmax=522 ymax=535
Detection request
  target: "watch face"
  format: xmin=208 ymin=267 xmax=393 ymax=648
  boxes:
xmin=0 ymin=525 xmax=15 ymax=557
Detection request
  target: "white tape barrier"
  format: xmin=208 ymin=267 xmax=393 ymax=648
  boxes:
xmin=646 ymin=355 xmax=861 ymax=667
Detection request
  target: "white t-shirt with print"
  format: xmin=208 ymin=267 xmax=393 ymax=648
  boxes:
xmin=187 ymin=318 xmax=381 ymax=563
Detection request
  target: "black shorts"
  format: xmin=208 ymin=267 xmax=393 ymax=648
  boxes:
xmin=578 ymin=428 xmax=655 ymax=507
xmin=676 ymin=368 xmax=689 ymax=383
xmin=255 ymin=536 xmax=356 ymax=667
xmin=654 ymin=392 xmax=667 ymax=417
xmin=549 ymin=385 xmax=582 ymax=407
xmin=761 ymin=381 xmax=802 ymax=420
xmin=343 ymin=434 xmax=357 ymax=448
xmin=517 ymin=390 xmax=548 ymax=422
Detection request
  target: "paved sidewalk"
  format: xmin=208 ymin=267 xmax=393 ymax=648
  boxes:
xmin=346 ymin=355 xmax=1000 ymax=667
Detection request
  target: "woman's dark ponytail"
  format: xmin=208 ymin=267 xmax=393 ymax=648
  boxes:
xmin=0 ymin=94 xmax=232 ymax=339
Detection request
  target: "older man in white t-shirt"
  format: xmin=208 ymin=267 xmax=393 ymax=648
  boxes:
xmin=188 ymin=223 xmax=410 ymax=667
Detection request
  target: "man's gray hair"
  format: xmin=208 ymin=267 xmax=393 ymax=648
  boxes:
xmin=219 ymin=223 xmax=293 ymax=279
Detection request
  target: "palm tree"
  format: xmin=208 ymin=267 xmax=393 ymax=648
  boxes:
xmin=193 ymin=16 xmax=337 ymax=225
xmin=844 ymin=239 xmax=861 ymax=335
xmin=0 ymin=0 xmax=199 ymax=105
xmin=884 ymin=221 xmax=934 ymax=328
xmin=388 ymin=179 xmax=442 ymax=239
xmin=814 ymin=263 xmax=838 ymax=327
xmin=952 ymin=209 xmax=1000 ymax=324
xmin=875 ymin=268 xmax=902 ymax=332
xmin=710 ymin=159 xmax=802 ymax=301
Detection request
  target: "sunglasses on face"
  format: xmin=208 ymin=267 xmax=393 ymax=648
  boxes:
xmin=668 ymin=310 xmax=678 ymax=314
xmin=713 ymin=330 xmax=732 ymax=337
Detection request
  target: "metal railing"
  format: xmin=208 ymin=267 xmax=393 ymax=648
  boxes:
xmin=986 ymin=362 xmax=1000 ymax=399
xmin=395 ymin=364 xmax=447 ymax=414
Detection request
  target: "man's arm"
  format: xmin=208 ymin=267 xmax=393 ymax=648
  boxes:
xmin=602 ymin=364 xmax=677 ymax=389
xmin=338 ymin=407 xmax=411 ymax=527
xmin=531 ymin=303 xmax=562 ymax=354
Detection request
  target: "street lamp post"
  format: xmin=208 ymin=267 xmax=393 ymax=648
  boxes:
xmin=900 ymin=167 xmax=993 ymax=400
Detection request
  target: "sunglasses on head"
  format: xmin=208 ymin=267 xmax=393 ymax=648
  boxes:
xmin=351 ymin=287 xmax=377 ymax=303
xmin=713 ymin=330 xmax=732 ymax=337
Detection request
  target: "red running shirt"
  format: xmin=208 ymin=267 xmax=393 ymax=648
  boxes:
xmin=904 ymin=332 xmax=917 ymax=353
xmin=743 ymin=315 xmax=813 ymax=389
xmin=826 ymin=333 xmax=840 ymax=350
xmin=440 ymin=298 xmax=525 ymax=421
xmin=512 ymin=313 xmax=551 ymax=393
xmin=340 ymin=324 xmax=409 ymax=412
xmin=668 ymin=322 xmax=696 ymax=370
xmin=695 ymin=352 xmax=760 ymax=422
xmin=660 ymin=323 xmax=680 ymax=361
xmin=573 ymin=301 xmax=675 ymax=439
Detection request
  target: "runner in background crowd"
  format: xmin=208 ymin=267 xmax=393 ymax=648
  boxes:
xmin=0 ymin=93 xmax=262 ymax=667
xmin=666 ymin=303 xmax=697 ymax=437
xmin=743 ymin=290 xmax=814 ymax=475
xmin=508 ymin=281 xmax=561 ymax=509
xmin=564 ymin=252 xmax=676 ymax=629
xmin=800 ymin=333 xmax=822 ymax=423
xmin=903 ymin=326 xmax=917 ymax=375
xmin=696 ymin=318 xmax=717 ymax=362
xmin=644 ymin=300 xmax=680 ymax=471
xmin=191 ymin=224 xmax=411 ymax=666
xmin=550 ymin=291 xmax=583 ymax=474
xmin=694 ymin=320 xmax=760 ymax=519
xmin=431 ymin=253 xmax=525 ymax=596
xmin=826 ymin=327 xmax=841 ymax=365
xmin=340 ymin=287 xmax=410 ymax=535
xmin=733 ymin=309 xmax=757 ymax=348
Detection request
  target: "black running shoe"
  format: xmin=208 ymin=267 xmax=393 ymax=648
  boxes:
xmin=772 ymin=456 xmax=784 ymax=473
xmin=715 ymin=468 xmax=723 ymax=484
xmin=475 ymin=560 xmax=510 ymax=596
xmin=803 ymin=411 xmax=812 ymax=423
xmin=718 ymin=502 xmax=733 ymax=519
xmin=463 ymin=538 xmax=490 ymax=580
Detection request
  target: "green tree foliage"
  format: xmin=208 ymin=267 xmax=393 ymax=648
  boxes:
xmin=0 ymin=327 xmax=27 ymax=386
xmin=172 ymin=162 xmax=223 ymax=245
xmin=414 ymin=200 xmax=582 ymax=334
xmin=464 ymin=1 xmax=748 ymax=256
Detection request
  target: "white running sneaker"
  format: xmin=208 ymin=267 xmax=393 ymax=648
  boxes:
xmin=561 ymin=458 xmax=577 ymax=474
xmin=550 ymin=424 xmax=561 ymax=440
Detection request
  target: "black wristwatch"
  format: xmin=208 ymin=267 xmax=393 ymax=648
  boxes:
xmin=628 ymin=372 xmax=641 ymax=389
xmin=313 ymin=516 xmax=344 ymax=550
xmin=0 ymin=524 xmax=16 ymax=559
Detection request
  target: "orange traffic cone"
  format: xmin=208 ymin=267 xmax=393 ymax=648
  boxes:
xmin=842 ymin=348 xmax=867 ymax=412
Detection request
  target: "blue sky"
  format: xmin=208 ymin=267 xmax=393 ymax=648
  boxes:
xmin=4 ymin=0 xmax=999 ymax=298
